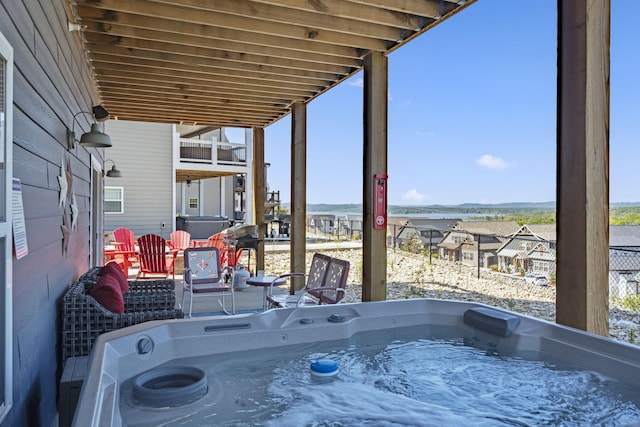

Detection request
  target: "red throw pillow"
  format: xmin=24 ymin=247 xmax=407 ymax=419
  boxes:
xmin=90 ymin=273 xmax=125 ymax=313
xmin=101 ymin=261 xmax=130 ymax=293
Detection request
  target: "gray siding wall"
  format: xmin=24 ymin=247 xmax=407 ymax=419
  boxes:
xmin=104 ymin=120 xmax=174 ymax=240
xmin=2 ymin=0 xmax=104 ymax=424
xmin=202 ymin=178 xmax=222 ymax=215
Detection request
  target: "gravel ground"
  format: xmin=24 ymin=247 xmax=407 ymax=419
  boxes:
xmin=263 ymin=247 xmax=640 ymax=346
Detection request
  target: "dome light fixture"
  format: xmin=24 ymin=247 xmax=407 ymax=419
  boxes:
xmin=67 ymin=105 xmax=112 ymax=149
xmin=103 ymin=159 xmax=122 ymax=178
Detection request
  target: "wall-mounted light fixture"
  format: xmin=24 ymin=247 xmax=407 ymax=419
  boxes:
xmin=67 ymin=105 xmax=112 ymax=149
xmin=103 ymin=159 xmax=122 ymax=178
xmin=68 ymin=21 xmax=86 ymax=32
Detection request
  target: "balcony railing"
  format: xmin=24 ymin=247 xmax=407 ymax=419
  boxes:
xmin=179 ymin=139 xmax=247 ymax=166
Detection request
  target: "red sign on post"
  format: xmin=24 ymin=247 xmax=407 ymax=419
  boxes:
xmin=374 ymin=173 xmax=387 ymax=230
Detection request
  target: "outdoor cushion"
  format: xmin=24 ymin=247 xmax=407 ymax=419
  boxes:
xmin=101 ymin=261 xmax=130 ymax=293
xmin=90 ymin=273 xmax=125 ymax=313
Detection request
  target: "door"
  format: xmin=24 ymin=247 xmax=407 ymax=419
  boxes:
xmin=0 ymin=30 xmax=13 ymax=422
xmin=91 ymin=156 xmax=104 ymax=267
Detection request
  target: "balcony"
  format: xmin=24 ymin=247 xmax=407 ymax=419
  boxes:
xmin=179 ymin=139 xmax=247 ymax=166
xmin=176 ymin=139 xmax=249 ymax=179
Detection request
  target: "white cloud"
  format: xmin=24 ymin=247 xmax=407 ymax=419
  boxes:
xmin=348 ymin=77 xmax=363 ymax=87
xmin=477 ymin=154 xmax=510 ymax=170
xmin=402 ymin=189 xmax=428 ymax=203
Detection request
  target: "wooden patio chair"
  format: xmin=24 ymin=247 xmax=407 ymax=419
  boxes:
xmin=137 ymin=234 xmax=175 ymax=279
xmin=206 ymin=232 xmax=242 ymax=281
xmin=112 ymin=227 xmax=139 ymax=265
xmin=168 ymin=230 xmax=192 ymax=259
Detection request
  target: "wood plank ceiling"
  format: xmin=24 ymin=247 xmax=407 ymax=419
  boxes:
xmin=69 ymin=0 xmax=475 ymax=129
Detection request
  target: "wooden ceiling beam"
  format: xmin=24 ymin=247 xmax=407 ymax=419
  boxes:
xmin=96 ymin=75 xmax=314 ymax=99
xmin=104 ymin=101 xmax=277 ymax=121
xmin=343 ymin=0 xmax=454 ymax=18
xmin=249 ymin=0 xmax=422 ymax=29
xmin=112 ymin=112 xmax=273 ymax=128
xmin=98 ymin=82 xmax=307 ymax=106
xmin=87 ymin=48 xmax=340 ymax=82
xmin=90 ymin=53 xmax=332 ymax=88
xmin=146 ymin=0 xmax=402 ymax=40
xmin=103 ymin=90 xmax=285 ymax=111
xmin=104 ymin=102 xmax=280 ymax=121
xmin=91 ymin=62 xmax=326 ymax=93
xmin=77 ymin=7 xmax=361 ymax=59
xmin=80 ymin=20 xmax=361 ymax=67
xmin=75 ymin=0 xmax=392 ymax=50
xmin=83 ymin=35 xmax=353 ymax=75
xmin=231 ymin=0 xmax=421 ymax=30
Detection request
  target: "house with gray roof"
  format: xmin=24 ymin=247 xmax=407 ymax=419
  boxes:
xmin=438 ymin=220 xmax=520 ymax=268
xmin=307 ymin=214 xmax=337 ymax=235
xmin=392 ymin=218 xmax=460 ymax=252
xmin=496 ymin=224 xmax=557 ymax=276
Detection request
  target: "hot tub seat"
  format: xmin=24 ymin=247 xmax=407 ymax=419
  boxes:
xmin=62 ymin=267 xmax=184 ymax=362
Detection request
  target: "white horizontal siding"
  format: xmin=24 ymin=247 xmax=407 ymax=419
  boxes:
xmin=104 ymin=120 xmax=174 ymax=239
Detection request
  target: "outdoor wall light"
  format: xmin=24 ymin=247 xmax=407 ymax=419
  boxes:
xmin=103 ymin=159 xmax=122 ymax=178
xmin=67 ymin=106 xmax=112 ymax=149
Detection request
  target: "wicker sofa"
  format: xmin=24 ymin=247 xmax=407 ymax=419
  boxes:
xmin=62 ymin=267 xmax=184 ymax=361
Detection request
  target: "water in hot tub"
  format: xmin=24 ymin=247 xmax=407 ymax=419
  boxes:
xmin=119 ymin=327 xmax=640 ymax=426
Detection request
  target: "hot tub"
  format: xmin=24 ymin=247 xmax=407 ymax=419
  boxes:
xmin=74 ymin=299 xmax=640 ymax=426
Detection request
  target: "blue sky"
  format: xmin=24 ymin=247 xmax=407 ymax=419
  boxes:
xmin=256 ymin=0 xmax=639 ymax=206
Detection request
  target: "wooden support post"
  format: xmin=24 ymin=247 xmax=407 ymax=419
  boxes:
xmin=252 ymin=127 xmax=265 ymax=274
xmin=362 ymin=51 xmax=388 ymax=302
xmin=556 ymin=0 xmax=610 ymax=335
xmin=290 ymin=102 xmax=307 ymax=292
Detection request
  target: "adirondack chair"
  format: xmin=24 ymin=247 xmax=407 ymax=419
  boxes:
xmin=168 ymin=230 xmax=191 ymax=259
xmin=110 ymin=227 xmax=139 ymax=274
xmin=137 ymin=234 xmax=175 ymax=279
xmin=112 ymin=227 xmax=136 ymax=253
xmin=206 ymin=233 xmax=243 ymax=281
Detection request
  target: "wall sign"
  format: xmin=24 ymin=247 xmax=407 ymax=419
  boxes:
xmin=12 ymin=178 xmax=27 ymax=259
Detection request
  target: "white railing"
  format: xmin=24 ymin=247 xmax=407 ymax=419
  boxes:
xmin=179 ymin=139 xmax=247 ymax=166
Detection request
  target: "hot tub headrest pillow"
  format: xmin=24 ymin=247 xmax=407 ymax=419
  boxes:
xmin=90 ymin=273 xmax=125 ymax=313
xmin=100 ymin=262 xmax=130 ymax=293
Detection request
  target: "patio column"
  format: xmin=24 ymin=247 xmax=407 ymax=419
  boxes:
xmin=362 ymin=51 xmax=388 ymax=302
xmin=290 ymin=102 xmax=307 ymax=292
xmin=556 ymin=0 xmax=610 ymax=336
xmin=220 ymin=176 xmax=226 ymax=218
xmin=252 ymin=127 xmax=265 ymax=273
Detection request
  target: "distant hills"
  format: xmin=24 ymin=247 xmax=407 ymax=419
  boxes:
xmin=280 ymin=201 xmax=640 ymax=215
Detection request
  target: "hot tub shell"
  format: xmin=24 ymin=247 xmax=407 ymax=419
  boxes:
xmin=73 ymin=299 xmax=640 ymax=426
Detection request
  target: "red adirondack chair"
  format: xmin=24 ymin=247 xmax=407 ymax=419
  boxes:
xmin=137 ymin=234 xmax=175 ymax=279
xmin=109 ymin=227 xmax=139 ymax=275
xmin=168 ymin=230 xmax=191 ymax=258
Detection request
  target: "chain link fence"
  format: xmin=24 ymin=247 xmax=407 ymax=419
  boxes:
xmin=609 ymin=247 xmax=640 ymax=299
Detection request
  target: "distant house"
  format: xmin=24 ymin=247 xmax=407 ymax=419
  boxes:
xmin=386 ymin=216 xmax=411 ymax=246
xmin=344 ymin=215 xmax=363 ymax=239
xmin=496 ymin=224 xmax=556 ymax=276
xmin=438 ymin=221 xmax=520 ymax=268
xmin=609 ymin=225 xmax=640 ymax=298
xmin=307 ymin=214 xmax=337 ymax=234
xmin=393 ymin=218 xmax=460 ymax=251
